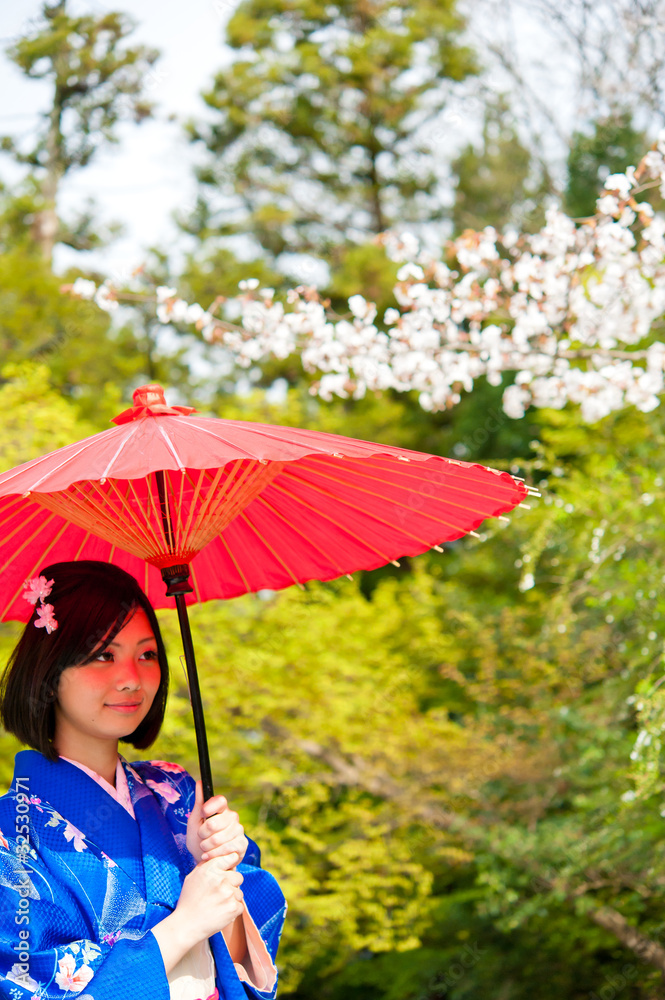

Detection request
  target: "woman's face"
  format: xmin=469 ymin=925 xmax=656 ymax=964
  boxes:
xmin=54 ymin=608 xmax=162 ymax=749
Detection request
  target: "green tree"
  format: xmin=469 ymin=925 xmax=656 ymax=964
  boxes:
xmin=147 ymin=400 xmax=665 ymax=997
xmin=564 ymin=110 xmax=647 ymax=219
xmin=451 ymin=98 xmax=551 ymax=234
xmin=1 ymin=0 xmax=158 ymax=260
xmin=0 ymin=238 xmax=196 ymax=423
xmin=186 ymin=0 xmax=477 ymax=273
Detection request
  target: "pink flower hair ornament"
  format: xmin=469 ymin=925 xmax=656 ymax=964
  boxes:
xmin=22 ymin=576 xmax=58 ymax=634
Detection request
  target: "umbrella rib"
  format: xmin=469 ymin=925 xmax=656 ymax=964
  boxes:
xmin=87 ymin=481 xmax=155 ymax=554
xmin=267 ymin=481 xmax=397 ymax=564
xmin=236 ymin=511 xmax=304 ymax=589
xmin=216 ymin=532 xmax=251 ymax=592
xmin=146 ymin=472 xmax=171 ymax=554
xmin=285 ymin=462 xmax=499 ymax=522
xmin=190 ymin=461 xmax=283 ymax=552
xmin=181 ymin=468 xmax=208 ymax=543
xmin=189 ymin=560 xmax=202 ymax=603
xmin=158 ymin=426 xmax=186 ymax=471
xmin=304 ymin=454 xmax=526 ymax=503
xmin=179 ymin=421 xmax=259 ymax=459
xmin=303 ymin=455 xmax=526 ymax=499
xmin=175 ymin=469 xmax=187 ymax=552
xmin=276 ymin=468 xmax=472 ymax=538
xmin=126 ymin=478 xmax=165 ymax=554
xmin=0 ymin=518 xmax=70 ymax=619
xmin=57 ymin=481 xmax=156 ymax=559
xmin=74 ymin=531 xmax=92 ymax=560
xmin=0 ymin=496 xmax=36 ymax=531
xmin=101 ymin=424 xmax=140 ymax=479
xmin=199 ymin=461 xmax=260 ymax=527
xmin=0 ymin=505 xmax=51 ymax=562
xmin=191 ymin=464 xmax=236 ymax=539
xmin=0 ymin=510 xmax=60 ymax=576
xmin=250 ymin=493 xmax=347 ymax=575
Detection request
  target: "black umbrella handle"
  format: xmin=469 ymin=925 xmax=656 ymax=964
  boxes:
xmin=174 ymin=591 xmax=215 ymax=802
xmin=161 ymin=564 xmax=215 ymax=802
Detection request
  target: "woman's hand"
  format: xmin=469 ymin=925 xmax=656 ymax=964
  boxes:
xmin=178 ymin=858 xmax=245 ymax=938
xmin=186 ymin=780 xmax=249 ymax=865
xmin=153 ymin=855 xmax=245 ymax=964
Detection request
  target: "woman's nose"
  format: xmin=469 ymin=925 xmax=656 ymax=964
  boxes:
xmin=116 ymin=656 xmax=142 ymax=688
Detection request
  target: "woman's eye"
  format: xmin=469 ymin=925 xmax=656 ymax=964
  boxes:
xmin=140 ymin=649 xmax=158 ymax=661
xmin=94 ymin=651 xmax=114 ymax=663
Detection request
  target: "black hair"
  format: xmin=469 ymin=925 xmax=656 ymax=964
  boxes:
xmin=0 ymin=561 xmax=169 ymax=761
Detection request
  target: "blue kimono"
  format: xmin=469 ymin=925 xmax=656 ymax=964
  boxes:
xmin=0 ymin=751 xmax=286 ymax=1000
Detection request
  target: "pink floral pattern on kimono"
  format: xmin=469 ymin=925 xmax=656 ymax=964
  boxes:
xmin=54 ymin=953 xmax=94 ymax=992
xmin=146 ymin=779 xmax=181 ymax=803
xmin=149 ymin=760 xmax=186 ymax=772
xmin=63 ymin=821 xmax=87 ymax=851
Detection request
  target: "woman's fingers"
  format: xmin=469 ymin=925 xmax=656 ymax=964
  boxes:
xmin=202 ymin=794 xmax=228 ymax=818
xmin=200 ymin=849 xmax=240 ymax=868
xmin=200 ymin=860 xmax=244 ymax=886
xmin=198 ymin=808 xmax=241 ymax=841
xmin=200 ymin=832 xmax=248 ymax=862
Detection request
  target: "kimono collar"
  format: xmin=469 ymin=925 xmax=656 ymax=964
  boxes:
xmin=12 ymin=750 xmax=145 ymax=890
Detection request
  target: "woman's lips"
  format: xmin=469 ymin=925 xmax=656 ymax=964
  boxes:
xmin=105 ymin=702 xmax=142 ymax=713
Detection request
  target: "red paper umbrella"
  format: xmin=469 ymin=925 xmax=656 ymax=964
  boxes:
xmin=0 ymin=385 xmax=532 ymax=795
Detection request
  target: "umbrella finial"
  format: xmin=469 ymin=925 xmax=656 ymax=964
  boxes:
xmin=134 ymin=383 xmax=168 ymax=408
xmin=111 ymin=383 xmax=197 ymax=425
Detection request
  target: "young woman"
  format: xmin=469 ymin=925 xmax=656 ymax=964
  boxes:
xmin=0 ymin=561 xmax=286 ymax=1000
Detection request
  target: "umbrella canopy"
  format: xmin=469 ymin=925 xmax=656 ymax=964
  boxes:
xmin=0 ymin=384 xmax=533 ymax=798
xmin=0 ymin=385 xmax=530 ymax=621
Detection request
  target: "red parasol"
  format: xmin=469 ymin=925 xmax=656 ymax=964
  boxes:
xmin=0 ymin=385 xmax=533 ymax=796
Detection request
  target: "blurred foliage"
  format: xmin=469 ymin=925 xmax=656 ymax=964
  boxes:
xmin=451 ymin=98 xmax=552 ymax=235
xmin=564 ymin=110 xmax=648 ymax=220
xmin=0 ymin=245 xmax=141 ymax=423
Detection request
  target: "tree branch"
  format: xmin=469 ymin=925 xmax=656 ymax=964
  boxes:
xmin=276 ymin=724 xmax=665 ymax=975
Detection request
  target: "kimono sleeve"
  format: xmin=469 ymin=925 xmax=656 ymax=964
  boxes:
xmin=138 ymin=760 xmax=287 ymax=999
xmin=0 ymin=844 xmax=170 ymax=1000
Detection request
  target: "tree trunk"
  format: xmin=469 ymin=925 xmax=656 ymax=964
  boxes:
xmin=368 ymin=148 xmax=385 ymax=234
xmin=32 ymin=95 xmax=64 ymax=262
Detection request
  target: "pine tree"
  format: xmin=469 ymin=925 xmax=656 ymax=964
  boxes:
xmin=185 ymin=0 xmax=477 ymax=273
xmin=1 ymin=0 xmax=159 ymax=261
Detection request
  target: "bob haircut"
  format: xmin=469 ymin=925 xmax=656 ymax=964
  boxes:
xmin=0 ymin=560 xmax=169 ymax=762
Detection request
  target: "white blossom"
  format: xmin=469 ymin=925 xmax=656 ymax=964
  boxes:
xmin=71 ymin=277 xmax=96 ymax=300
xmin=94 ymin=283 xmax=118 ymax=313
xmin=62 ymin=137 xmax=665 ymax=424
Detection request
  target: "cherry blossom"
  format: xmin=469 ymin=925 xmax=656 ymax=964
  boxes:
xmin=65 ymin=132 xmax=665 ymax=422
